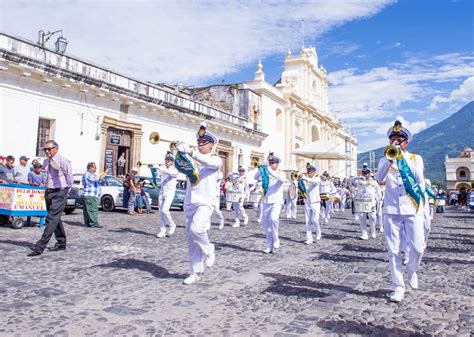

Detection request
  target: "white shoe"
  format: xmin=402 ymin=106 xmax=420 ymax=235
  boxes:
xmin=371 ymin=232 xmax=376 ymax=239
xmin=218 ymin=222 xmax=224 ymax=230
xmin=390 ymin=289 xmax=404 ymax=303
xmin=316 ymin=232 xmax=322 ymax=241
xmin=206 ymin=247 xmax=215 ymax=268
xmin=257 ymin=218 xmax=261 ymax=224
xmin=359 ymin=232 xmax=369 ymax=240
xmin=379 ymin=226 xmax=384 ymax=233
xmin=304 ymin=240 xmax=313 ymax=245
xmin=273 ymin=240 xmax=280 ymax=249
xmin=263 ymin=248 xmax=273 ymax=254
xmin=183 ymin=274 xmax=201 ymax=285
xmin=156 ymin=230 xmax=166 ymax=238
xmin=243 ymin=216 xmax=249 ymax=225
xmin=408 ymin=272 xmax=418 ymax=289
xmin=232 ymin=220 xmax=240 ymax=228
xmin=168 ymin=225 xmax=176 ymax=235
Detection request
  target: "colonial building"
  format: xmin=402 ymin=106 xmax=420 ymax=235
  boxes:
xmin=0 ymin=33 xmax=356 ymax=179
xmin=445 ymin=147 xmax=474 ymax=192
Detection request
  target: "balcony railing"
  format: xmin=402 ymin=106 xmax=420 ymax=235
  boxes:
xmin=0 ymin=33 xmax=263 ymax=133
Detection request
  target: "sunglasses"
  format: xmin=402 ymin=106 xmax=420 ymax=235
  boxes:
xmin=43 ymin=147 xmax=56 ymax=152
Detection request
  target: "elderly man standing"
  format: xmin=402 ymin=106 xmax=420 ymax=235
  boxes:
xmin=28 ymin=140 xmax=73 ymax=256
xmin=82 ymin=162 xmax=105 ymax=228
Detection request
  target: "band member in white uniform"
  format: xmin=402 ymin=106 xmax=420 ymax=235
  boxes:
xmin=356 ymin=167 xmax=382 ymax=240
xmin=320 ymin=172 xmax=336 ymax=225
xmin=254 ymin=153 xmax=287 ymax=253
xmin=155 ymin=151 xmax=178 ymax=238
xmin=176 ymin=122 xmax=222 ymax=285
xmin=285 ymin=173 xmax=298 ymax=220
xmin=212 ymin=171 xmax=225 ymax=230
xmin=249 ymin=181 xmax=263 ymax=223
xmin=232 ymin=167 xmax=249 ymax=227
xmin=376 ymin=184 xmax=384 ymax=233
xmin=301 ymin=163 xmax=321 ymax=244
xmin=375 ymin=120 xmax=425 ymax=303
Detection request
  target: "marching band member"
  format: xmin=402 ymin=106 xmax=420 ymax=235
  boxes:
xmin=212 ymin=171 xmax=225 ymax=230
xmin=224 ymin=176 xmax=234 ymax=211
xmin=155 ymin=152 xmax=179 ymax=238
xmin=423 ymin=178 xmax=437 ymax=247
xmin=376 ymin=182 xmax=385 ymax=233
xmin=375 ymin=120 xmax=425 ymax=303
xmin=232 ymin=167 xmax=249 ymax=227
xmin=254 ymin=153 xmax=287 ymax=253
xmin=300 ymin=163 xmax=321 ymax=244
xmin=248 ymin=181 xmax=263 ymax=223
xmin=356 ymin=166 xmax=382 ymax=240
xmin=319 ymin=171 xmax=336 ymax=225
xmin=285 ymin=172 xmax=298 ymax=220
xmin=176 ymin=122 xmax=222 ymax=285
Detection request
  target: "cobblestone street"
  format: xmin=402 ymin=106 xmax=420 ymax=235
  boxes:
xmin=0 ymin=206 xmax=472 ymax=336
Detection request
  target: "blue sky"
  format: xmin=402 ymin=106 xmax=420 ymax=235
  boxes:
xmin=2 ymin=0 xmax=473 ymax=151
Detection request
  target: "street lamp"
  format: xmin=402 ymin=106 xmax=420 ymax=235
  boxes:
xmin=37 ymin=30 xmax=68 ymax=54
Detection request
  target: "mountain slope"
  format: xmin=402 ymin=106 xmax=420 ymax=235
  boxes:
xmin=358 ymin=101 xmax=474 ymax=182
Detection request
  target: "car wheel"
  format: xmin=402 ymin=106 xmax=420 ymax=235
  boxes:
xmin=64 ymin=208 xmax=76 ymax=215
xmin=11 ymin=218 xmax=24 ymax=229
xmin=101 ymin=195 xmax=115 ymax=212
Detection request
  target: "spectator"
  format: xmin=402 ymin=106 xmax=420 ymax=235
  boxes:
xmin=127 ymin=168 xmax=138 ymax=215
xmin=117 ymin=152 xmax=126 ymax=176
xmin=0 ymin=155 xmax=6 ymax=166
xmin=135 ymin=177 xmax=143 ymax=214
xmin=28 ymin=163 xmax=46 ymax=186
xmin=82 ymin=162 xmax=105 ymax=228
xmin=139 ymin=179 xmax=153 ymax=214
xmin=14 ymin=155 xmax=31 ymax=184
xmin=0 ymin=155 xmax=17 ymax=184
xmin=28 ymin=140 xmax=73 ymax=257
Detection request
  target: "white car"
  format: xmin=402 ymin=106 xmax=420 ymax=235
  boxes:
xmin=73 ymin=174 xmax=126 ymax=212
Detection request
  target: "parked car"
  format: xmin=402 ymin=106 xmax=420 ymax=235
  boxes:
xmin=73 ymin=174 xmax=125 ymax=212
xmin=137 ymin=176 xmax=186 ymax=210
xmin=64 ymin=185 xmax=83 ymax=214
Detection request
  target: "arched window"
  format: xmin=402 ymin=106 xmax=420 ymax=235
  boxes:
xmin=311 ymin=125 xmax=320 ymax=142
xmin=456 ymin=167 xmax=470 ymax=180
xmin=460 ymin=170 xmax=466 ymax=178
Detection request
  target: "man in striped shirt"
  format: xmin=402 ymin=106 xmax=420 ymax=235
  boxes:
xmin=82 ymin=162 xmax=105 ymax=228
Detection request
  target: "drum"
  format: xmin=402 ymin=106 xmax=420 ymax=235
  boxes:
xmin=320 ymin=193 xmax=329 ymax=201
xmin=283 ymin=182 xmax=297 ymax=200
xmin=354 ymin=198 xmax=375 ymax=213
xmin=226 ymin=191 xmax=241 ymax=203
xmin=248 ymin=191 xmax=261 ymax=203
xmin=330 ymin=194 xmax=341 ymax=203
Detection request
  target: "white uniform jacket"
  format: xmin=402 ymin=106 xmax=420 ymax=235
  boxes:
xmin=320 ymin=180 xmax=336 ymax=195
xmin=375 ymin=151 xmax=425 ymax=215
xmin=355 ymin=178 xmax=382 ymax=207
xmin=233 ymin=176 xmax=248 ymax=201
xmin=156 ymin=166 xmax=178 ymax=197
xmin=184 ymin=152 xmax=222 ymax=206
xmin=301 ymin=175 xmax=321 ymax=203
xmin=254 ymin=168 xmax=287 ymax=205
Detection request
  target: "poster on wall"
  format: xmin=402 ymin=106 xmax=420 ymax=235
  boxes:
xmin=105 ymin=149 xmax=114 ymax=175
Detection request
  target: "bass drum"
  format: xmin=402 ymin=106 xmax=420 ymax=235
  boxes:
xmin=226 ymin=191 xmax=241 ymax=203
xmin=354 ymin=197 xmax=375 ymax=213
xmin=283 ymin=182 xmax=297 ymax=200
xmin=248 ymin=191 xmax=261 ymax=203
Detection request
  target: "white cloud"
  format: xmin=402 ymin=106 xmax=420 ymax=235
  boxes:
xmin=0 ymin=0 xmax=395 ymax=84
xmin=374 ymin=116 xmax=427 ymax=136
xmin=428 ymin=76 xmax=474 ymax=110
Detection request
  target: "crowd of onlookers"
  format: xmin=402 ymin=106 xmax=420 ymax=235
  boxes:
xmin=0 ymin=155 xmax=46 ymax=186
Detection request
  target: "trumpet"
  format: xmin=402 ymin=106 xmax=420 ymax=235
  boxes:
xmin=251 ymin=160 xmax=260 ymax=169
xmin=384 ymin=145 xmax=401 ymax=161
xmin=136 ymin=161 xmax=163 ymax=168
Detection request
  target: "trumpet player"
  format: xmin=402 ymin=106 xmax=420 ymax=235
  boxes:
xmin=212 ymin=170 xmax=225 ymax=230
xmin=155 ymin=151 xmax=179 ymax=238
xmin=356 ymin=166 xmax=382 ymax=240
xmin=285 ymin=172 xmax=299 ymax=220
xmin=254 ymin=152 xmax=287 ymax=253
xmin=176 ymin=122 xmax=221 ymax=285
xmin=232 ymin=166 xmax=249 ymax=228
xmin=319 ymin=171 xmax=336 ymax=226
xmin=300 ymin=163 xmax=322 ymax=244
xmin=375 ymin=120 xmax=425 ymax=303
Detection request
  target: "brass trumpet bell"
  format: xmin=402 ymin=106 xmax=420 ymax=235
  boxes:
xmin=384 ymin=145 xmax=400 ymax=161
xmin=251 ymin=160 xmax=259 ymax=169
xmin=149 ymin=132 xmax=160 ymax=144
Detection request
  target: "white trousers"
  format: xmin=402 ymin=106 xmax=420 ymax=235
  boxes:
xmin=233 ymin=200 xmax=248 ymax=221
xmin=262 ymin=202 xmax=282 ymax=249
xmin=184 ymin=203 xmax=214 ymax=274
xmin=254 ymin=202 xmax=263 ymax=219
xmin=212 ymin=197 xmax=224 ymax=227
xmin=384 ymin=214 xmax=425 ymax=292
xmin=320 ymin=200 xmax=331 ymax=224
xmin=159 ymin=193 xmax=175 ymax=230
xmin=359 ymin=211 xmax=376 ymax=235
xmin=286 ymin=198 xmax=297 ymax=219
xmin=304 ymin=202 xmax=321 ymax=241
xmin=376 ymin=201 xmax=383 ymax=230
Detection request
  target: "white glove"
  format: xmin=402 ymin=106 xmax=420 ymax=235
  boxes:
xmin=176 ymin=143 xmax=190 ymax=154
